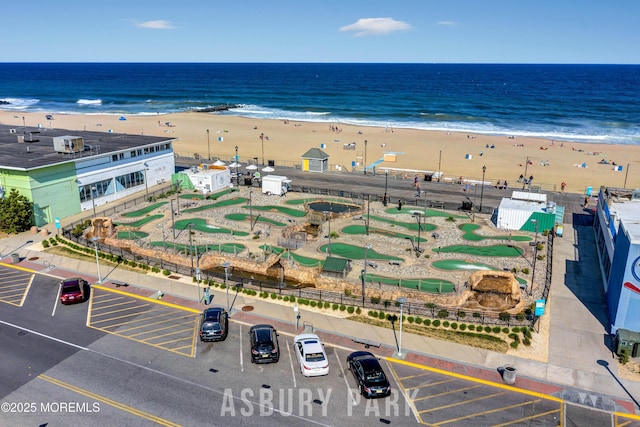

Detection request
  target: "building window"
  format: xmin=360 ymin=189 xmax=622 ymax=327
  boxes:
xmin=131 ymin=151 xmax=137 ymax=158
xmin=78 ymin=179 xmax=113 ymax=202
xmin=112 ymin=154 xmax=118 ymax=162
xmin=115 ymin=170 xmax=145 ymax=191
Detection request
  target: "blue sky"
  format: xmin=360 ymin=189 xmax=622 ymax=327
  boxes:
xmin=2 ymin=1 xmax=639 ymax=63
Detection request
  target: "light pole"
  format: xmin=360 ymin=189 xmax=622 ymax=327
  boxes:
xmin=530 ymin=219 xmax=539 ymax=296
xmin=362 ymin=244 xmax=372 ymax=307
xmin=91 ymin=186 xmax=97 ymax=218
xmin=397 ymin=297 xmax=408 ymax=357
xmin=363 ymin=139 xmax=368 ymax=175
xmin=235 ymin=145 xmax=240 ymax=186
xmin=260 ymin=133 xmax=265 ymax=165
xmin=412 ymin=212 xmax=423 ymax=256
xmin=479 ymin=165 xmax=486 ymax=213
xmin=249 ymin=187 xmax=254 ymax=231
xmin=188 ymin=223 xmax=194 ymax=275
xmin=383 ymin=169 xmax=389 ymax=206
xmin=142 ymin=163 xmax=149 ymax=201
xmin=207 ymin=129 xmax=210 ymax=161
xmin=91 ymin=236 xmax=102 ymax=284
xmin=170 ymin=199 xmax=177 ymax=239
xmin=222 ymin=262 xmax=231 ymax=310
xmin=323 ymin=209 xmax=331 ymax=256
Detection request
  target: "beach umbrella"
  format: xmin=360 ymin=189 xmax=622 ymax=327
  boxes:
xmin=246 ymin=164 xmax=258 ymax=170
xmin=228 ymin=162 xmax=241 ymax=168
xmin=262 ymin=166 xmax=275 ymax=172
xmin=212 ymin=159 xmax=226 ymax=166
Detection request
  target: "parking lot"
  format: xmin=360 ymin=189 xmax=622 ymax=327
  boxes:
xmin=0 ymin=264 xmax=34 ymax=306
xmin=88 ymin=285 xmax=200 ymax=357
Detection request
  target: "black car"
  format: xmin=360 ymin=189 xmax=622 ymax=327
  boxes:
xmin=249 ymin=324 xmax=279 ymax=363
xmin=347 ymin=351 xmax=391 ymax=398
xmin=199 ymin=308 xmax=228 ymax=342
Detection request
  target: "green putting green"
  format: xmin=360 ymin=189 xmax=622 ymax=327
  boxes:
xmin=174 ymin=218 xmax=249 ymax=236
xmin=366 ymin=215 xmax=437 ymax=232
xmin=115 ymin=214 xmax=164 ymax=228
xmin=178 ymin=188 xmax=237 ymax=200
xmin=434 ymin=244 xmax=524 ymax=257
xmin=432 ymin=259 xmax=528 ymax=285
xmin=150 ymin=241 xmax=246 ymax=254
xmin=243 ymin=205 xmax=307 ymax=217
xmin=340 ymin=225 xmax=427 ymax=242
xmin=385 ymin=207 xmax=467 ymax=219
xmin=284 ymin=197 xmax=349 ymax=206
xmin=121 ymin=202 xmax=168 ymax=217
xmin=225 ymin=214 xmax=286 ymax=227
xmin=320 ymin=243 xmax=403 ymax=261
xmin=460 ymin=223 xmax=532 ymax=242
xmin=182 ymin=197 xmax=247 ymax=213
xmin=362 ymin=274 xmax=455 ymax=293
xmin=117 ymin=231 xmax=149 ymax=240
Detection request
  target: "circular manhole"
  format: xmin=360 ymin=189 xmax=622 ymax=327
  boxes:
xmin=28 ymin=257 xmax=39 ymax=261
xmin=241 ymin=305 xmax=254 ymax=312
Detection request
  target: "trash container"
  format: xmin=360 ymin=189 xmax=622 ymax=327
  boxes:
xmin=462 ymin=201 xmax=473 ymax=211
xmin=10 ymin=253 xmax=20 ymax=264
xmin=502 ymin=365 xmax=517 ymax=385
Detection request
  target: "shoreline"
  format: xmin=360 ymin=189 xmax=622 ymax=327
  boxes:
xmin=2 ymin=110 xmax=638 ymax=192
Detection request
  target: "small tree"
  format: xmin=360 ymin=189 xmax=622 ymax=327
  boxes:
xmin=0 ymin=189 xmax=34 ymax=233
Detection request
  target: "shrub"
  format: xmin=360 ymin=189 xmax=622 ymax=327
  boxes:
xmin=437 ymin=309 xmax=449 ymax=319
xmin=324 ymin=302 xmax=331 ymax=309
xmin=283 ymin=296 xmax=289 ymax=302
xmin=277 ymin=295 xmax=283 ymax=300
xmin=424 ymin=319 xmax=431 ymax=326
xmin=371 ymin=296 xmax=381 ymax=305
xmin=289 ymin=296 xmax=296 ymax=304
xmin=347 ymin=306 xmax=355 ymax=314
xmin=492 ymin=326 xmax=501 ymax=334
xmin=407 ymin=316 xmax=414 ymax=324
xmin=472 ymin=312 xmax=482 ymax=318
xmin=332 ymin=303 xmax=339 ymax=311
xmin=459 ymin=324 xmax=467 ymax=331
xmin=432 ymin=319 xmax=441 ymax=327
xmin=484 ymin=326 xmax=492 ymax=333
xmin=451 ymin=322 xmax=458 ymax=330
xmin=522 ymin=267 xmax=530 ymax=275
xmin=344 ymin=288 xmax=352 ymax=296
xmin=42 ymin=240 xmax=50 ymax=248
xmin=310 ymin=300 xmax=317 ymax=307
xmin=369 ymin=311 xmax=378 ymax=318
xmin=499 ymin=312 xmax=511 ymax=322
xmin=443 ymin=321 xmax=450 ymax=328
xmin=512 ymin=326 xmax=521 ymax=333
xmin=620 ymin=348 xmax=630 ymax=364
xmin=502 ymin=327 xmax=510 ymax=334
xmin=378 ymin=311 xmax=386 ymax=319
xmin=355 ymin=307 xmax=361 ymax=315
xmin=468 ymin=324 xmax=475 ymax=331
xmin=415 ymin=317 xmax=423 ymax=325
xmin=523 ymin=337 xmax=531 ymax=346
xmin=457 ymin=311 xmax=466 ymax=319
xmin=162 ymin=269 xmax=171 ymax=276
xmin=510 ymin=341 xmax=519 ymax=349
xmin=516 ymin=313 xmax=525 ymax=321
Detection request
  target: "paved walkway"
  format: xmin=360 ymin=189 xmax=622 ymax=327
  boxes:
xmin=2 ymin=209 xmax=640 ymax=417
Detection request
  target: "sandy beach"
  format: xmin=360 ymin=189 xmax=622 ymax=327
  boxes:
xmin=2 ymin=111 xmax=639 ymax=193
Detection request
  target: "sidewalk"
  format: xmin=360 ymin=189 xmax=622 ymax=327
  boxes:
xmin=1 ymin=222 xmax=639 ymax=415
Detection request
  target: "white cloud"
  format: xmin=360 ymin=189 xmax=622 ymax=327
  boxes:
xmin=437 ymin=21 xmax=458 ymax=26
xmin=340 ymin=17 xmax=411 ymax=37
xmin=135 ymin=20 xmax=176 ymax=30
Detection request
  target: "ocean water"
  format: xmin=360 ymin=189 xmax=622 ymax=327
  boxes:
xmin=1 ymin=63 xmax=639 ymax=145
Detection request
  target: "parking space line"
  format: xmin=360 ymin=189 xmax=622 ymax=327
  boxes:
xmin=286 ymin=341 xmax=297 ymax=388
xmin=38 ymin=374 xmax=180 ymax=427
xmin=406 ymin=378 xmax=457 ymax=391
xmin=91 ymin=299 xmax=143 ymax=310
xmin=399 ymin=371 xmax=435 ymax=381
xmin=489 ymin=407 xmax=561 ymax=427
xmin=92 ymin=285 xmax=200 ymax=313
xmin=127 ymin=319 xmax=194 ymax=337
xmin=97 ymin=310 xmax=171 ymax=329
xmin=153 ymin=336 xmax=192 ymax=346
xmin=141 ymin=328 xmax=194 ymax=342
xmin=89 ymin=308 xmax=162 ymax=324
xmin=90 ymin=303 xmax=152 ymax=317
xmin=415 ymin=384 xmax=482 ymax=401
xmin=334 ymin=350 xmax=357 ymax=406
xmin=433 ymin=398 xmax=543 ymax=426
xmin=239 ymin=324 xmax=244 ymax=372
xmin=419 ymin=391 xmax=508 ymax=414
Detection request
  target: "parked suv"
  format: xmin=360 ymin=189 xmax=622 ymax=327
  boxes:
xmin=199 ymin=308 xmax=228 ymax=342
xmin=249 ymin=324 xmax=279 ymax=363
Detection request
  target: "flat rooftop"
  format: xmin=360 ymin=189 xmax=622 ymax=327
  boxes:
xmin=610 ymin=199 xmax=640 ymax=244
xmin=0 ymin=124 xmax=174 ymax=170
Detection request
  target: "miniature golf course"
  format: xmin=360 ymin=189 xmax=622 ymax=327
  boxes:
xmin=460 ymin=223 xmax=532 ymax=242
xmin=121 ymin=202 xmax=168 ymax=217
xmin=340 ymin=225 xmax=427 ymax=242
xmin=115 ymin=215 xmax=164 ymax=228
xmin=319 ymin=243 xmax=403 ymax=261
xmin=174 ymin=218 xmax=249 ymax=236
xmin=225 ymin=214 xmax=287 ymax=227
xmin=182 ymin=197 xmax=247 ymax=213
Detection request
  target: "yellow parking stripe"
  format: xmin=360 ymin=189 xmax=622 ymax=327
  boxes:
xmin=38 ymin=374 xmax=181 ymax=427
xmin=153 ymin=336 xmax=193 ymax=346
xmin=89 ymin=303 xmax=152 ymax=317
xmin=399 ymin=371 xmax=433 ymax=381
xmin=128 ymin=320 xmax=195 ymax=338
xmin=92 ymin=285 xmax=200 ymax=313
xmin=414 ymin=385 xmax=481 ymax=401
xmin=406 ymin=378 xmax=457 ymax=391
xmin=0 ymin=262 xmax=36 ymax=273
xmin=91 ymin=299 xmax=142 ymax=310
xmin=141 ymin=328 xmax=193 ymax=342
xmin=89 ymin=308 xmax=161 ymax=324
xmin=490 ymin=408 xmax=561 ymax=427
xmin=94 ymin=310 xmax=171 ymax=329
xmin=419 ymin=391 xmax=508 ymax=414
xmin=434 ymin=399 xmax=542 ymax=426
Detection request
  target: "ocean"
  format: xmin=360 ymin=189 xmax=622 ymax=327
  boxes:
xmin=1 ymin=63 xmax=639 ymax=145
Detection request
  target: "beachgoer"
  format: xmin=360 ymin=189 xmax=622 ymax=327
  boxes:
xmin=518 ymin=174 xmax=524 ymax=183
xmin=504 ymin=180 xmax=508 ymax=189
xmin=561 ymin=181 xmax=566 ymax=192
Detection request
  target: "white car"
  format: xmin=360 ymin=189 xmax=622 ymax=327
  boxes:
xmin=293 ymin=333 xmax=329 ymax=377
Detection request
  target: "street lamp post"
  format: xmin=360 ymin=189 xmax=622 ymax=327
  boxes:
xmin=235 ymin=145 xmax=240 ymax=186
xmin=479 ymin=165 xmax=486 ymax=213
xmin=412 ymin=212 xmax=423 ymax=256
xmin=188 ymin=223 xmax=194 ymax=275
xmin=530 ymin=219 xmax=539 ymax=296
xmin=259 ymin=133 xmax=265 ymax=165
xmin=363 ymin=139 xmax=368 ymax=175
xmin=397 ymin=297 xmax=408 ymax=357
xmin=91 ymin=236 xmax=102 ymax=284
xmin=207 ymin=129 xmax=211 ymax=161
xmin=222 ymin=262 xmax=231 ymax=310
xmin=249 ymin=187 xmax=254 ymax=231
xmin=142 ymin=163 xmax=149 ymax=201
xmin=91 ymin=186 xmax=97 ymax=218
xmin=383 ymin=169 xmax=389 ymax=206
xmin=362 ymin=244 xmax=372 ymax=307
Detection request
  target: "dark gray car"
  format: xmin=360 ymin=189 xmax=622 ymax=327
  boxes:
xmin=249 ymin=324 xmax=279 ymax=363
xmin=199 ymin=308 xmax=228 ymax=342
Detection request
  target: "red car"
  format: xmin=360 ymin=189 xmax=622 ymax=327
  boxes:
xmin=59 ymin=278 xmax=86 ymax=304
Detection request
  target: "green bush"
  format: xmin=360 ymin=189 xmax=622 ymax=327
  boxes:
xmin=332 ymin=303 xmax=339 ymax=311
xmin=523 ymin=337 xmax=531 ymax=346
xmin=432 ymin=319 xmax=441 ymax=327
xmin=369 ymin=310 xmax=378 ymax=318
xmin=443 ymin=321 xmax=450 ymax=328
xmin=499 ymin=312 xmax=510 ymax=322
xmin=502 ymin=327 xmax=510 ymax=334
xmin=468 ymin=324 xmax=475 ymax=331
xmin=415 ymin=317 xmax=422 ymax=325
xmin=270 ymin=293 xmax=277 ymax=299
xmin=437 ymin=309 xmax=449 ymax=319
xmin=492 ymin=326 xmax=501 ymax=334
xmin=344 ymin=288 xmax=352 ymax=296
xmin=522 ymin=267 xmax=530 ymax=275
xmin=283 ymin=296 xmax=289 ymax=302
xmin=459 ymin=324 xmax=467 ymax=331
xmin=484 ymin=326 xmax=492 ymax=333
xmin=619 ymin=348 xmax=630 ymax=364
xmin=451 ymin=322 xmax=458 ymax=330
xmin=457 ymin=311 xmax=466 ymax=318
xmin=339 ymin=305 xmax=346 ymax=311
xmin=324 ymin=301 xmax=331 ymax=309
xmin=516 ymin=313 xmax=525 ymax=321
xmin=510 ymin=341 xmax=519 ymax=349
xmin=512 ymin=326 xmax=521 ymax=333
xmin=355 ymin=307 xmax=361 ymax=315
xmin=347 ymin=306 xmax=355 ymax=314
xmin=162 ymin=269 xmax=171 ymax=276
xmin=42 ymin=240 xmax=50 ymax=248
xmin=424 ymin=319 xmax=431 ymax=326
xmin=473 ymin=312 xmax=482 ymax=318
xmin=310 ymin=300 xmax=317 ymax=307
xmin=277 ymin=295 xmax=283 ymax=300
xmin=407 ymin=316 xmax=414 ymax=324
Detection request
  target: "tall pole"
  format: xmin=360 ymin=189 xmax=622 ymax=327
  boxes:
xmin=171 ymin=199 xmax=176 ymax=239
xmin=222 ymin=262 xmax=231 ymax=311
xmin=207 ymin=129 xmax=210 ymax=161
xmin=366 ymin=195 xmax=370 ymax=235
xmin=479 ymin=165 xmax=486 ymax=213
xmin=260 ymin=133 xmax=265 ymax=166
xmin=397 ymin=297 xmax=407 ymax=356
xmin=143 ymin=166 xmax=149 ymax=201
xmin=522 ymin=156 xmax=530 ymax=189
xmin=235 ymin=145 xmax=239 ymax=186
xmin=92 ymin=237 xmax=102 ymax=284
xmin=437 ymin=150 xmax=442 ymax=182
xmin=624 ymin=163 xmax=630 ymax=188
xmin=249 ymin=187 xmax=254 ymax=231
xmin=188 ymin=224 xmax=194 ymax=275
xmin=363 ymin=139 xmax=367 ymax=175
xmin=362 ymin=244 xmax=371 ymax=307
xmin=324 ymin=210 xmax=332 ymax=256
xmin=413 ymin=213 xmax=422 ymax=256
xmin=91 ymin=187 xmax=97 ymax=218
xmin=383 ymin=170 xmax=389 ymax=206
